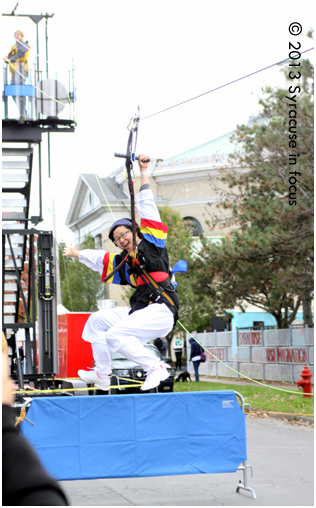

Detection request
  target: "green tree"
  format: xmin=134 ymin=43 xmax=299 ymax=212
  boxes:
xmin=158 ymin=207 xmax=214 ymax=337
xmin=58 ymin=234 xmax=106 ymax=312
xmin=195 ymin=57 xmax=314 ymax=328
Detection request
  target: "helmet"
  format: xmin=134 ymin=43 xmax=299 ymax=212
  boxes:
xmin=108 ymin=218 xmax=141 ymax=243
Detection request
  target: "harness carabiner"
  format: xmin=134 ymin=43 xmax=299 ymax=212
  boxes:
xmin=127 ymin=105 xmax=140 ymax=133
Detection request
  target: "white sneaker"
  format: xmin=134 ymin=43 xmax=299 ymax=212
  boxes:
xmin=78 ymin=369 xmax=110 ymax=391
xmin=140 ymin=365 xmax=169 ymax=391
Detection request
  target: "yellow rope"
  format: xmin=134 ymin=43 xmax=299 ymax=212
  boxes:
xmin=12 ymin=375 xmax=143 ymax=394
xmin=248 ymin=410 xmax=314 ymax=417
xmin=14 ymin=407 xmax=34 ymax=426
xmin=12 ymin=385 xmax=142 ymax=394
xmin=95 ymin=174 xmax=116 ymax=220
xmin=178 ymin=320 xmax=314 ymax=397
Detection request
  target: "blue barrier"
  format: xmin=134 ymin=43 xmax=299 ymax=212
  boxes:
xmin=21 ymin=391 xmax=256 ymax=497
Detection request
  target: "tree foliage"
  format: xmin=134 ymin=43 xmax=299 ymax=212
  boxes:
xmin=194 ymin=57 xmax=314 ymax=328
xmin=158 ymin=207 xmax=213 ymax=334
xmin=58 ymin=234 xmax=106 ymax=312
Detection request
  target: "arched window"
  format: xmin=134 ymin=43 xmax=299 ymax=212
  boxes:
xmin=183 ymin=217 xmax=203 ymax=237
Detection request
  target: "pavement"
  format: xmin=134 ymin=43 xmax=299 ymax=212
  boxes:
xmin=59 ymin=411 xmax=314 ymax=506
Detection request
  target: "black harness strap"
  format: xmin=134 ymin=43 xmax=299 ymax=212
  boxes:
xmin=127 ymin=256 xmax=176 ymax=307
xmin=104 ymin=110 xmax=141 ymax=283
xmin=139 ymin=271 xmax=176 ymax=306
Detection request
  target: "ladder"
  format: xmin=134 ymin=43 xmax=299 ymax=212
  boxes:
xmin=2 ymin=142 xmax=38 ymax=385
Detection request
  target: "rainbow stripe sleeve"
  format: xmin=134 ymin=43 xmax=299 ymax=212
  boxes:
xmin=140 ymin=218 xmax=168 ymax=248
xmin=101 ymin=252 xmax=122 ymax=284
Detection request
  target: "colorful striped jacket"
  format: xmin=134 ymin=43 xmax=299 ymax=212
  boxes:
xmin=79 ymin=187 xmax=179 ymax=318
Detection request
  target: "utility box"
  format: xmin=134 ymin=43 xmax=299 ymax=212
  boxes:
xmin=57 ymin=313 xmax=93 ymax=378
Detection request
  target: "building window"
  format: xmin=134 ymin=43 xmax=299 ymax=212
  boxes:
xmin=183 ymin=217 xmax=203 ymax=237
xmin=94 ymin=234 xmax=102 ymax=249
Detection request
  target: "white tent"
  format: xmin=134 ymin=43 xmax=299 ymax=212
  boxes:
xmin=57 ymin=304 xmax=70 ymax=315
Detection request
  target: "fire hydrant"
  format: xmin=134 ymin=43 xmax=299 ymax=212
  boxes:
xmin=297 ymin=366 xmax=313 ymax=398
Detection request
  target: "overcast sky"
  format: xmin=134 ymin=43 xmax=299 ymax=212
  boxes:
xmin=2 ymin=0 xmax=314 ymax=243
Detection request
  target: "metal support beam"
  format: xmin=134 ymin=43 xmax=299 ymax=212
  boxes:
xmin=37 ymin=232 xmax=58 ymax=374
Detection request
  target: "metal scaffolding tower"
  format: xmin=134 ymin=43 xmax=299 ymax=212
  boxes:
xmin=2 ymin=9 xmax=76 ymax=390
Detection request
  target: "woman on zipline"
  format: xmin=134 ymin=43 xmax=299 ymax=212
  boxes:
xmin=63 ymin=154 xmax=179 ymax=391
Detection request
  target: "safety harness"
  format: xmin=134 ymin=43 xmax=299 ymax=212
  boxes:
xmin=8 ymin=41 xmax=30 ymax=74
xmin=126 ymin=249 xmax=177 ymax=309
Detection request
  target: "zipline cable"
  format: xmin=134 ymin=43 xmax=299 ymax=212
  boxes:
xmin=56 ymin=46 xmax=315 ymax=397
xmin=141 ymin=47 xmax=314 ymax=121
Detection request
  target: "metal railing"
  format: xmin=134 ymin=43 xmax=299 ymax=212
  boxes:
xmin=2 ymin=62 xmax=76 ymax=123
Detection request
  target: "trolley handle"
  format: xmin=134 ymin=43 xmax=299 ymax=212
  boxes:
xmin=114 ymin=152 xmax=150 ymax=163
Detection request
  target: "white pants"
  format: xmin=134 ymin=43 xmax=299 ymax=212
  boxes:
xmin=82 ymin=303 xmax=174 ymax=376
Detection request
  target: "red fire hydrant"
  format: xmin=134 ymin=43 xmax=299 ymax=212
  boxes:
xmin=297 ymin=366 xmax=313 ymax=398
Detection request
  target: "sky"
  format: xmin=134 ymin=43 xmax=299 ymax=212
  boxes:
xmin=2 ymin=0 xmax=314 ymax=244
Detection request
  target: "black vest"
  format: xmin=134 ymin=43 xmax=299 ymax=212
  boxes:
xmin=118 ymin=239 xmax=179 ymax=323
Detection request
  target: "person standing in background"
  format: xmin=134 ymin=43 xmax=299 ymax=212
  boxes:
xmin=154 ymin=337 xmax=168 ymax=358
xmin=189 ymin=336 xmax=201 ymax=381
xmin=3 ymin=30 xmax=30 ymax=117
xmin=173 ymin=333 xmax=183 ymax=371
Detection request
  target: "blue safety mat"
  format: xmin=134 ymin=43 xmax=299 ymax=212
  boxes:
xmin=21 ymin=391 xmax=247 ymax=481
